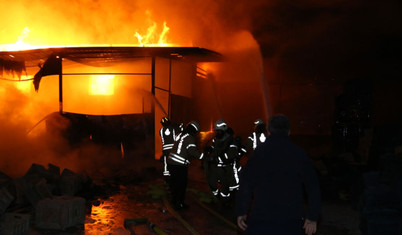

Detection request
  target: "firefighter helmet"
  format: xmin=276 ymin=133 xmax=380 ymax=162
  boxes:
xmin=160 ymin=117 xmax=170 ymax=125
xmin=254 ymin=119 xmax=266 ymax=133
xmin=187 ymin=121 xmax=200 ymax=132
xmin=214 ymin=120 xmax=228 ymax=131
xmin=254 ymin=119 xmax=265 ymax=127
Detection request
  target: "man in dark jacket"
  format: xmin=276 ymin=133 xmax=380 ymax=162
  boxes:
xmin=236 ymin=115 xmax=321 ymax=235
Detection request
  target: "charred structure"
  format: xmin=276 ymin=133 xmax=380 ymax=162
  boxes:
xmin=0 ymin=46 xmax=222 ymax=158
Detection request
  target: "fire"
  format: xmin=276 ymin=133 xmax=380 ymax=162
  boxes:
xmin=0 ymin=26 xmax=123 ymax=51
xmin=0 ymin=27 xmax=62 ymax=51
xmin=2 ymin=17 xmax=173 ymax=51
xmin=15 ymin=76 xmax=33 ymax=93
xmin=15 ymin=27 xmax=31 ymax=50
xmin=89 ymin=75 xmax=115 ymax=96
xmin=1 ymin=27 xmax=32 ymax=51
xmin=135 ymin=21 xmax=171 ymax=47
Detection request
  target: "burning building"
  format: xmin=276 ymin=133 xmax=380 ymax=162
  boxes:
xmin=0 ymin=0 xmax=267 ymax=177
xmin=0 ymin=46 xmax=223 ymax=161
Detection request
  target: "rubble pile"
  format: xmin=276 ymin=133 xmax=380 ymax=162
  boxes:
xmin=0 ymin=163 xmax=102 ymax=234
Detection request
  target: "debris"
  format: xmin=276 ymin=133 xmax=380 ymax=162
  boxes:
xmin=59 ymin=168 xmax=83 ymax=196
xmin=124 ymin=217 xmax=148 ymax=235
xmin=15 ymin=177 xmax=52 ymax=207
xmin=0 ymin=213 xmax=30 ymax=235
xmin=35 ymin=196 xmax=86 ymax=230
xmin=0 ymin=187 xmax=14 ymax=215
xmin=124 ymin=217 xmax=168 ymax=235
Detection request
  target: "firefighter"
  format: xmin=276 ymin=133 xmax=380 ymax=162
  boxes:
xmin=159 ymin=117 xmax=181 ymax=179
xmin=204 ymin=120 xmax=240 ymax=206
xmin=167 ymin=121 xmax=204 ymax=210
xmin=244 ymin=119 xmax=268 ymax=155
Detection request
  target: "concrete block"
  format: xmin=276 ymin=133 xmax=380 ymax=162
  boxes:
xmin=35 ymin=196 xmax=86 ymax=230
xmin=59 ymin=169 xmax=82 ymax=196
xmin=0 ymin=187 xmax=14 ymax=215
xmin=0 ymin=213 xmax=30 ymax=235
xmin=0 ymin=171 xmax=12 ymax=188
xmin=11 ymin=178 xmax=27 ymax=207
xmin=48 ymin=164 xmax=60 ymax=176
xmin=16 ymin=178 xmax=52 ymax=207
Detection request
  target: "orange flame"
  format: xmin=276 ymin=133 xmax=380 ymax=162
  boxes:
xmin=15 ymin=76 xmax=33 ymax=93
xmin=0 ymin=27 xmax=75 ymax=51
xmin=1 ymin=27 xmax=32 ymax=51
xmin=89 ymin=75 xmax=115 ymax=96
xmin=135 ymin=21 xmax=171 ymax=47
xmin=2 ymin=17 xmax=173 ymax=51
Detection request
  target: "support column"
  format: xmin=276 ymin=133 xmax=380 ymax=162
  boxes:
xmin=58 ymin=57 xmax=63 ymax=114
xmin=168 ymin=58 xmax=172 ymax=117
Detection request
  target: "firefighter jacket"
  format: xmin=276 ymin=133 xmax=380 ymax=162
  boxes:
xmin=244 ymin=131 xmax=267 ymax=153
xmin=209 ymin=133 xmax=239 ymax=167
xmin=160 ymin=124 xmax=180 ymax=155
xmin=167 ymin=133 xmax=204 ymax=166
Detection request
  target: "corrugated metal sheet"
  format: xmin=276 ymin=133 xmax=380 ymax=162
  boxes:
xmin=0 ymin=46 xmax=223 ymax=65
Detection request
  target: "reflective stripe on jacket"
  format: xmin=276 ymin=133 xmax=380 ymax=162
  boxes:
xmin=160 ymin=126 xmax=178 ymax=151
xmin=168 ymin=133 xmax=203 ymax=166
xmin=210 ymin=137 xmax=239 ymax=167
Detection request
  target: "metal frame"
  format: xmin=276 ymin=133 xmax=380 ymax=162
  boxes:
xmin=57 ymin=56 xmax=162 ymax=115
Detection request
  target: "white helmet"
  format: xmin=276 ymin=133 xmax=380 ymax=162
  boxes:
xmin=254 ymin=119 xmax=265 ymax=127
xmin=214 ymin=120 xmax=228 ymax=131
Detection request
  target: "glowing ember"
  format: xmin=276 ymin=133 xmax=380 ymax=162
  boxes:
xmin=89 ymin=75 xmax=115 ymax=96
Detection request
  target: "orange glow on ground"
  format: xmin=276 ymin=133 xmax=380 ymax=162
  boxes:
xmin=89 ymin=75 xmax=115 ymax=96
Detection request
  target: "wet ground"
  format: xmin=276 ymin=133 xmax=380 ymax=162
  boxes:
xmin=27 ymin=160 xmax=240 ymax=235
xmin=25 ymin=157 xmax=362 ymax=235
xmin=21 ymin=133 xmax=368 ymax=235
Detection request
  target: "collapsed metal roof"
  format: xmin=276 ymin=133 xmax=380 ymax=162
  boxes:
xmin=0 ymin=46 xmax=223 ymax=91
xmin=0 ymin=46 xmax=223 ymax=66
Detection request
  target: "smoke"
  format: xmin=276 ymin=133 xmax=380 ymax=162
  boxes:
xmin=1 ymin=0 xmax=253 ymax=47
xmin=8 ymin=0 xmax=396 ymax=173
xmin=0 ymin=0 xmax=270 ymax=176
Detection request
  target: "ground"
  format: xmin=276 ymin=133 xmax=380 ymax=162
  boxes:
xmin=26 ymin=156 xmax=362 ymax=235
xmin=23 ymin=133 xmax=367 ymax=235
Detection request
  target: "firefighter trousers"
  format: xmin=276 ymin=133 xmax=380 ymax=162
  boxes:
xmin=205 ymin=164 xmax=236 ymax=198
xmin=167 ymin=164 xmax=188 ymax=205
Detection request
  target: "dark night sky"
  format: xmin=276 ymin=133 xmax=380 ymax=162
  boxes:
xmin=239 ymin=0 xmax=402 ymax=132
xmin=248 ymin=0 xmax=402 ymax=82
xmin=185 ymin=0 xmax=402 ymax=135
